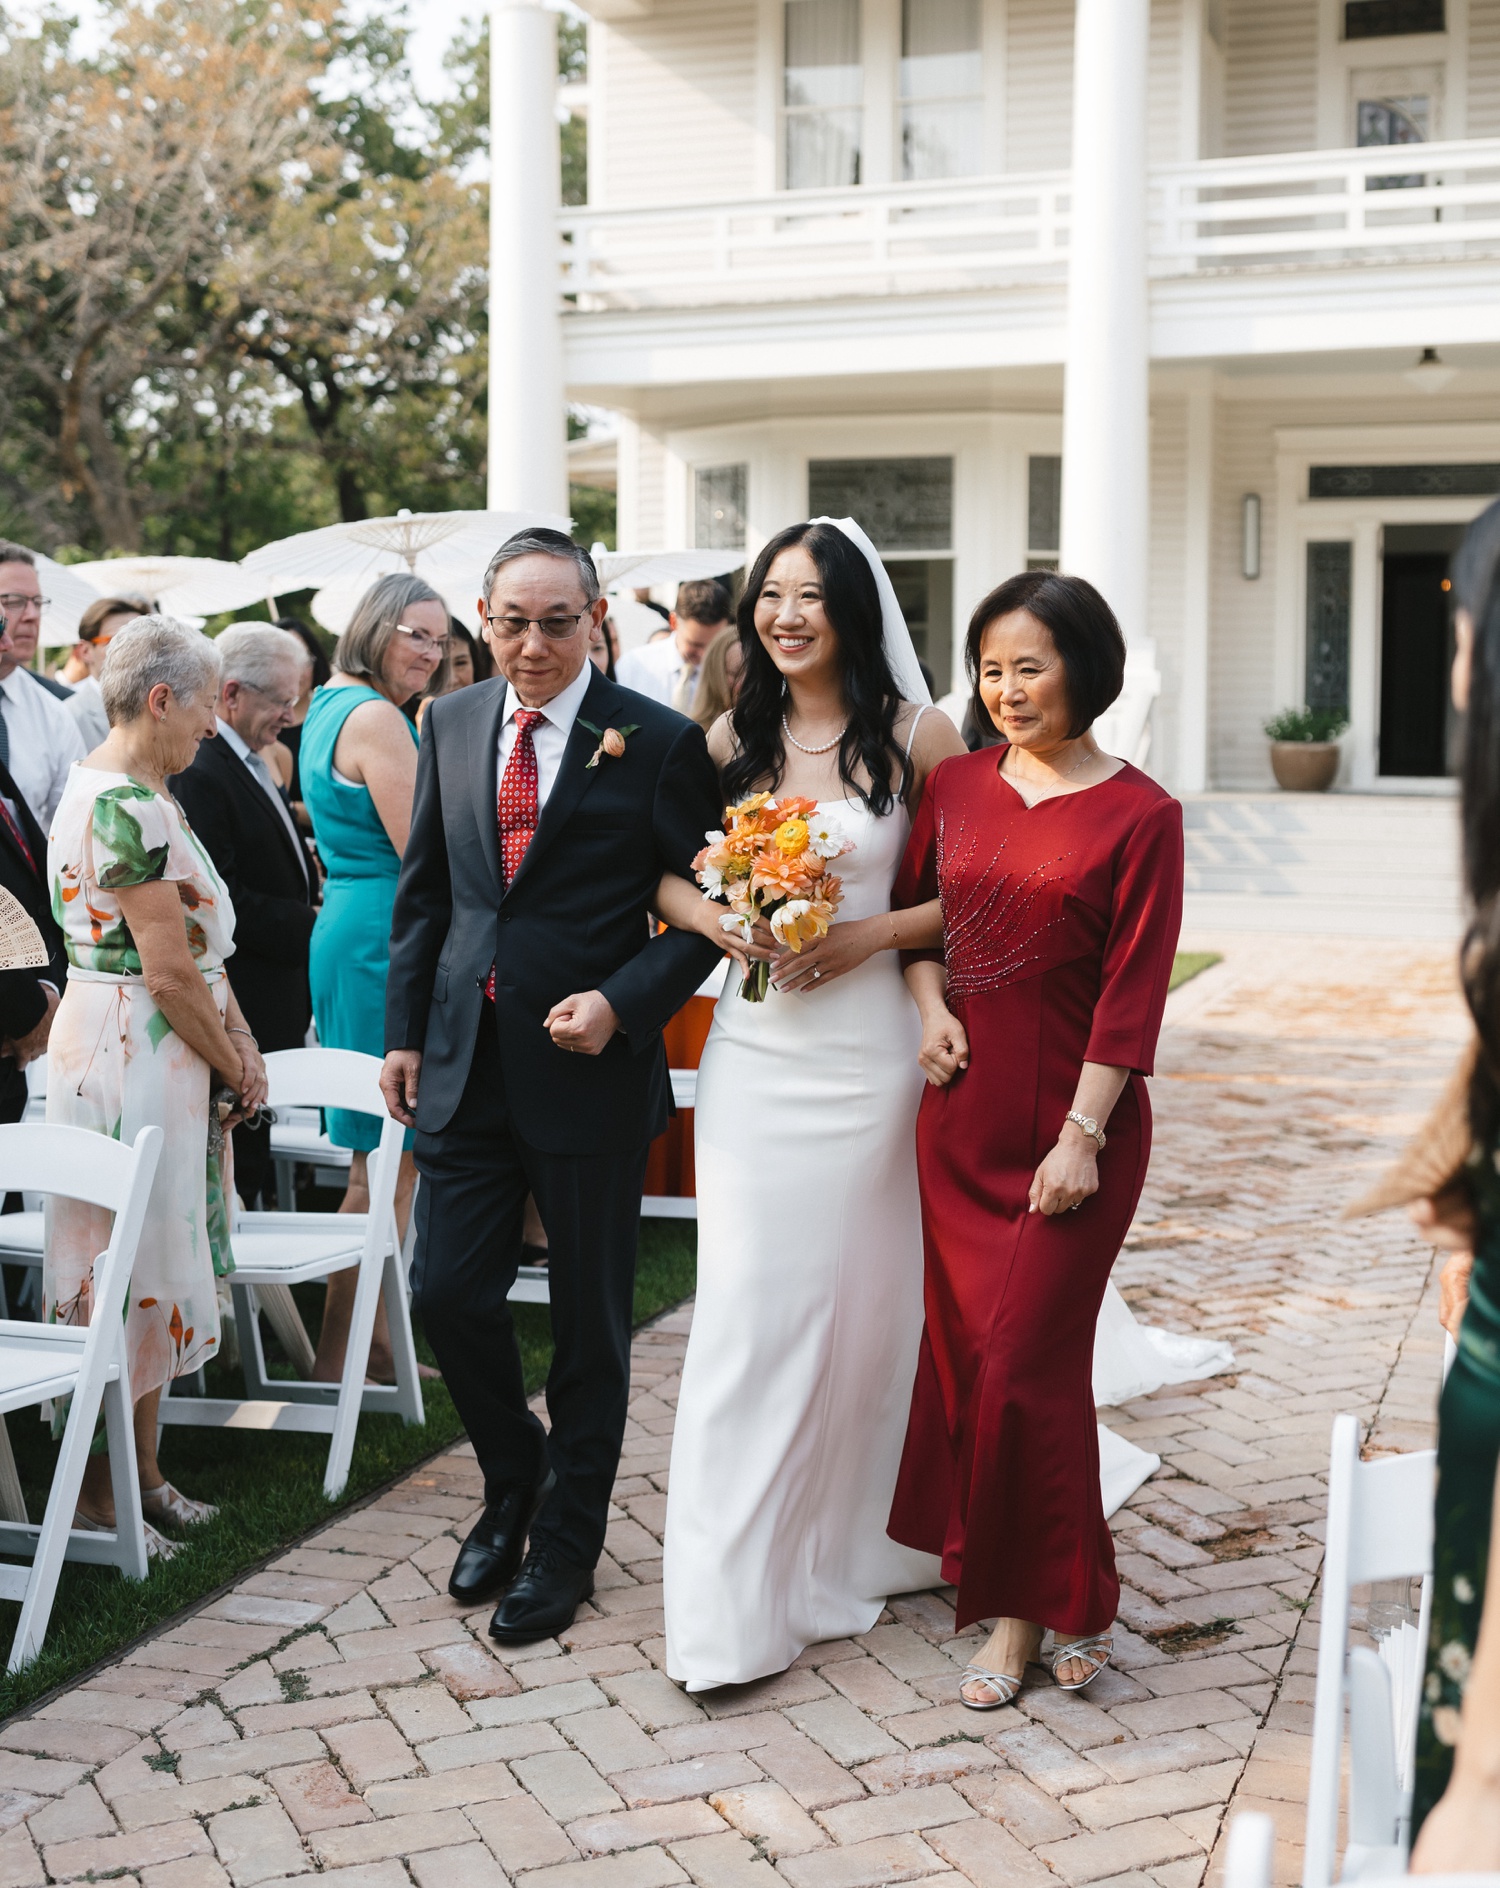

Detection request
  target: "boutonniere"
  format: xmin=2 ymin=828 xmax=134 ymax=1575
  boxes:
xmin=579 ymin=719 xmax=639 ymax=769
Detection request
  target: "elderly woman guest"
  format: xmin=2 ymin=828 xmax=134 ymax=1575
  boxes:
xmin=888 ymin=571 xmax=1183 ymax=1708
xmin=46 ymin=617 xmax=267 ymax=1544
xmin=300 ymin=573 xmax=445 ymax=1380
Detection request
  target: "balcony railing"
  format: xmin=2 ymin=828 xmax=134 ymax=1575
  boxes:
xmin=559 ymin=137 xmax=1500 ymax=312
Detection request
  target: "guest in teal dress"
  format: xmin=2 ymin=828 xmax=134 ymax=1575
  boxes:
xmin=301 ymin=572 xmax=447 ymax=1381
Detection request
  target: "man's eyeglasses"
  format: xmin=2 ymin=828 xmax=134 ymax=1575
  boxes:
xmin=395 ymin=623 xmax=449 ymax=656
xmin=483 ymin=610 xmax=589 ymax=642
xmin=0 ymin=594 xmax=46 ymax=614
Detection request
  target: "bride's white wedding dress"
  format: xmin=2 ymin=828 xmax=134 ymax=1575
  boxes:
xmin=663 ymin=795 xmax=941 ymax=1692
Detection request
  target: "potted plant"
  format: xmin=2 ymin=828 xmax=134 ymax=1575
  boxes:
xmin=1263 ymin=706 xmax=1348 ymax=791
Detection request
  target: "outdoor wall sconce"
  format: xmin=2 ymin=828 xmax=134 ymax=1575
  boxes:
xmin=1242 ymin=494 xmax=1261 ymax=580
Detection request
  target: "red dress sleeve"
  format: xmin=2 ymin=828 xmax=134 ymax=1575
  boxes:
xmin=892 ymin=762 xmax=944 ymax=970
xmin=1084 ymin=793 xmax=1184 ymax=1075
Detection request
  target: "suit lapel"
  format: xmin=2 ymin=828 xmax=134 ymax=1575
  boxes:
xmin=217 ymin=742 xmax=308 ymax=893
xmin=469 ymin=679 xmax=507 ymax=896
xmin=501 ymin=668 xmax=615 ymax=903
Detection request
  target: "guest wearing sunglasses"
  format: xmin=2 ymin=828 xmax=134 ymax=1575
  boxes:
xmin=300 ymin=575 xmax=447 ymax=1380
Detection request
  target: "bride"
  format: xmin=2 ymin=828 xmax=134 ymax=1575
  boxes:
xmin=651 ymin=518 xmax=966 ymax=1691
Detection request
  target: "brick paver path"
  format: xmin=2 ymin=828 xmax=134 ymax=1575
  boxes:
xmin=0 ymin=937 xmax=1469 ymax=1888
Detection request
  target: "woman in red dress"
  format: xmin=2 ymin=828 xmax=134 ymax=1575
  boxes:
xmin=887 ymin=570 xmax=1183 ymax=1708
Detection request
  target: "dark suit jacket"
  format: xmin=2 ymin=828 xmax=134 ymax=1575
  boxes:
xmin=170 ymin=734 xmax=315 ymax=1052
xmin=0 ymin=761 xmax=67 ymax=1116
xmin=386 ymin=667 xmax=723 ymax=1154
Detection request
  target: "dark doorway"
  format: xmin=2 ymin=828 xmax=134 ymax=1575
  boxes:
xmin=1379 ymin=524 xmax=1462 ymax=777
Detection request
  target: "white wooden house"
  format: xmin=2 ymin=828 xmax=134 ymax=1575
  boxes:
xmin=488 ymin=0 xmax=1500 ymax=806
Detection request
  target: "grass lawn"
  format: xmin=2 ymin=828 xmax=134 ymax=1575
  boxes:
xmin=0 ymin=1215 xmax=697 ymax=1722
xmin=1169 ymin=950 xmax=1222 ymax=992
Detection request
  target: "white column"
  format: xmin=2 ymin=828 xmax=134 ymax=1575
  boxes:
xmin=1178 ymin=373 xmax=1214 ymax=792
xmin=488 ymin=0 xmax=568 ymax=516
xmin=1060 ymin=0 xmax=1149 ymax=646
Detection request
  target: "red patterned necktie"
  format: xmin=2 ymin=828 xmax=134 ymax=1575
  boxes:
xmin=485 ymin=708 xmax=545 ymax=1003
xmin=0 ymin=798 xmax=34 ymax=873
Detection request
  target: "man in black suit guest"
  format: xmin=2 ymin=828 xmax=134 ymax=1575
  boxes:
xmin=171 ymin=623 xmax=316 ymax=1207
xmin=382 ymin=529 xmax=722 ymax=1642
xmin=0 ymin=610 xmax=68 ymax=1130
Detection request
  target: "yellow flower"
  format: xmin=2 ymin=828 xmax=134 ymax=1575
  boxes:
xmin=774 ymin=818 xmax=810 ymax=858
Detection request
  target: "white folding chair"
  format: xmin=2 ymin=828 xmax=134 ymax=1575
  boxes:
xmin=157 ymin=1049 xmax=421 ymax=1499
xmin=0 ymin=1122 xmax=162 ymax=1670
xmin=1224 ymin=1812 xmax=1275 ymax=1888
xmin=1305 ymin=1414 xmax=1436 ymax=1887
xmin=268 ymin=1104 xmax=352 ymax=1211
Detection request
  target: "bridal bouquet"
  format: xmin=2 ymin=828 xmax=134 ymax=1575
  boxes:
xmin=693 ymin=793 xmax=854 ymax=1001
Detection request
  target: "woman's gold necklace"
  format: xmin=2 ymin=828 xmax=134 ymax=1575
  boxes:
xmin=1009 ymin=742 xmax=1100 ymax=793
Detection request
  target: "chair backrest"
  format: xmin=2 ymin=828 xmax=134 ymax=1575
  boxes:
xmin=262 ymin=1048 xmax=389 ymax=1121
xmin=1304 ymin=1414 xmax=1437 ymax=1888
xmin=1223 ymin=1812 xmax=1274 ymax=1888
xmin=0 ymin=1122 xmax=158 ymax=1217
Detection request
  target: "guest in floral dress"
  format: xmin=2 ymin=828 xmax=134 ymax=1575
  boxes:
xmin=46 ymin=617 xmax=267 ymax=1550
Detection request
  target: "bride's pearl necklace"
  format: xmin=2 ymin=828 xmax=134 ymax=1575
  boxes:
xmin=782 ymin=712 xmax=846 ymax=756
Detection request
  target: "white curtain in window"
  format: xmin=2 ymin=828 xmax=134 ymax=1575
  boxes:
xmin=785 ymin=0 xmax=862 ymax=189
xmin=900 ymin=0 xmax=982 ymax=180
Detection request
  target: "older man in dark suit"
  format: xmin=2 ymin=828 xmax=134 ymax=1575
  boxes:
xmin=383 ymin=528 xmax=722 ymax=1642
xmin=171 ymin=623 xmax=316 ymax=1206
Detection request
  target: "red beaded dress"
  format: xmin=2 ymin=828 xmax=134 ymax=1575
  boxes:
xmin=886 ymin=748 xmax=1183 ymax=1634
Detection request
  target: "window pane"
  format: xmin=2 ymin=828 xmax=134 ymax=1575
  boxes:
xmin=901 ymin=0 xmax=980 ymax=99
xmin=903 ymin=101 xmax=982 ymax=180
xmin=785 ymin=0 xmax=861 ymax=108
xmin=1305 ymin=542 xmax=1352 ymax=715
xmin=1344 ymin=0 xmax=1444 ymax=39
xmin=695 ymin=465 xmax=748 ymax=552
xmin=808 ymin=457 xmax=953 ymax=551
xmin=1028 ymin=455 xmax=1061 ymax=555
xmin=786 ymin=110 xmax=863 ymax=189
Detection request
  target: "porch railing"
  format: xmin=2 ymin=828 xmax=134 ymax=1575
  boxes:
xmin=558 ymin=137 xmax=1500 ymax=312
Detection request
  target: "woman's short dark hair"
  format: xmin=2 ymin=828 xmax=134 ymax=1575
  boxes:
xmin=964 ymin=571 xmax=1126 ymax=740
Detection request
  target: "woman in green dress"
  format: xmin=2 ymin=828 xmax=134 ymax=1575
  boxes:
xmin=301 ymin=573 xmax=446 ymax=1381
xmin=1411 ymin=496 xmax=1500 ymax=1849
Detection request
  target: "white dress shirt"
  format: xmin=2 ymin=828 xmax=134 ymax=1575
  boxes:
xmin=66 ymin=675 xmax=109 ymax=752
xmin=216 ymin=719 xmax=311 ymax=893
xmin=616 ymin=635 xmax=693 ymax=710
xmin=496 ymin=660 xmax=594 ymax=811
xmin=0 ymin=668 xmax=87 ymax=830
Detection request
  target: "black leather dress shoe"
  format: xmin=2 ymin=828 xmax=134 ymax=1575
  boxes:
xmin=488 ymin=1543 xmax=595 ymax=1644
xmin=448 ymin=1468 xmax=556 ymax=1604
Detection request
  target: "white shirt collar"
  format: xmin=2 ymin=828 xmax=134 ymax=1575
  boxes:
xmin=216 ymin=717 xmax=255 ymax=765
xmin=0 ymin=668 xmax=28 ymax=702
xmin=502 ymin=659 xmax=594 ymax=737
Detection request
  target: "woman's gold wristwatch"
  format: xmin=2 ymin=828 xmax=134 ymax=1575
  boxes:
xmin=1065 ymin=1110 xmax=1106 ymax=1151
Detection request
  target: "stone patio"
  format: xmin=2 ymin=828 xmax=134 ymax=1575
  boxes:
xmin=0 ymin=934 xmax=1468 ymax=1888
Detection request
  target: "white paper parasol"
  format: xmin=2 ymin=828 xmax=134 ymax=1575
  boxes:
xmin=68 ymin=556 xmax=269 ymax=619
xmin=22 ymin=554 xmax=103 ymax=650
xmin=241 ymin=508 xmax=570 ymax=601
xmin=310 ymin=569 xmax=489 ymax=637
xmin=595 ymin=548 xmax=745 ymax=591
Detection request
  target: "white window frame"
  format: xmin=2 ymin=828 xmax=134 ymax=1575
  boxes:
xmin=1315 ymin=0 xmax=1467 ymax=149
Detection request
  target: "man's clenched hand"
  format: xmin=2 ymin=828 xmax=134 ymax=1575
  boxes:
xmin=545 ymin=991 xmax=621 ymax=1056
xmin=381 ymin=1049 xmax=423 ymax=1127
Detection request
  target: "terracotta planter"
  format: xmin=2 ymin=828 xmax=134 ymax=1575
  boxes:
xmin=1269 ymin=741 xmax=1340 ymax=792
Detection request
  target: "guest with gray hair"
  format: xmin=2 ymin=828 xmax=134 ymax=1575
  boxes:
xmin=45 ymin=615 xmax=267 ymax=1552
xmin=170 ymin=623 xmax=318 ymax=1212
xmin=299 ymin=572 xmax=447 ymax=1384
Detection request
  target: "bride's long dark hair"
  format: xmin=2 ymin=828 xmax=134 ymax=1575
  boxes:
xmin=721 ymin=521 xmax=911 ymax=817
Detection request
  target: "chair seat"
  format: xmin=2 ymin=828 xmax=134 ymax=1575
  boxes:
xmin=669 ymin=1069 xmax=697 ymax=1110
xmin=229 ymin=1229 xmax=379 ymax=1285
xmin=0 ymin=1327 xmax=117 ymax=1415
xmin=0 ymin=1213 xmax=44 ymax=1261
xmin=269 ymin=1110 xmax=353 ymax=1170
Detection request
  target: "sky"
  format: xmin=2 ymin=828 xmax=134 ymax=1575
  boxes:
xmin=8 ymin=0 xmax=479 ymax=105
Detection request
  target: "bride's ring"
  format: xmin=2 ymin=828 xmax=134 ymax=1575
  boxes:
xmin=813 ymin=968 xmax=822 ymax=980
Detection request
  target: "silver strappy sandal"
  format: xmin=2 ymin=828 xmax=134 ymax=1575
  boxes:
xmin=959 ymin=1663 xmax=1025 ymax=1711
xmin=1048 ymin=1633 xmax=1113 ymax=1691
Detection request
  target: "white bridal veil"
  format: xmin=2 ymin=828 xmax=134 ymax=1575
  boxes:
xmin=812 ymin=516 xmax=933 ymax=707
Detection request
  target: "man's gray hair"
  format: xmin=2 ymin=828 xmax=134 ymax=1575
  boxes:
xmin=100 ymin=616 xmax=220 ymax=727
xmin=0 ymin=543 xmax=36 ymax=569
xmin=482 ymin=528 xmax=599 ymax=607
xmin=336 ymin=572 xmax=447 ymax=688
xmin=216 ymin=623 xmax=312 ymax=694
